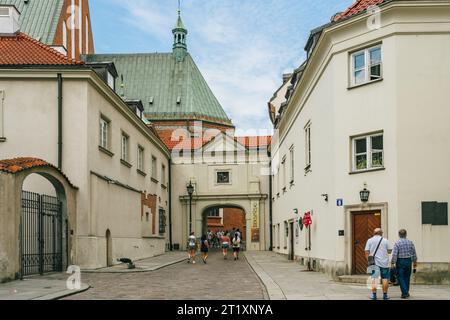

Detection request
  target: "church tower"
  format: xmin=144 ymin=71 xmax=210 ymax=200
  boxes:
xmin=172 ymin=8 xmax=188 ymax=62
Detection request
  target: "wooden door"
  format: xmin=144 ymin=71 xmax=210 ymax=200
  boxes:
xmin=352 ymin=212 xmax=381 ymax=274
xmin=289 ymin=222 xmax=295 ymax=261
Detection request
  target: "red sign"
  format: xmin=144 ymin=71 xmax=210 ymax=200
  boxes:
xmin=303 ymin=212 xmax=312 ymax=228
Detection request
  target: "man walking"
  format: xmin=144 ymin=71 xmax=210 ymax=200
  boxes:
xmin=365 ymin=228 xmax=392 ymax=300
xmin=391 ymin=229 xmax=418 ymax=299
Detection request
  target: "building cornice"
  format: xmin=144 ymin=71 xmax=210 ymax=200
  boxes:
xmin=179 ymin=193 xmax=268 ymax=202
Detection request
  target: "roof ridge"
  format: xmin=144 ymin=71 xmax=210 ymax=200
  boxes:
xmin=17 ymin=32 xmax=85 ymax=65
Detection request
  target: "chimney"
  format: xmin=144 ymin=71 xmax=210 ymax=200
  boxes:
xmin=0 ymin=5 xmax=20 ymax=36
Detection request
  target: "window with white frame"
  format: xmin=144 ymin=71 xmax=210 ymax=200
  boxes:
xmin=137 ymin=145 xmax=145 ymax=172
xmin=351 ymin=45 xmax=382 ymax=86
xmin=305 ymin=122 xmax=312 ymax=170
xmin=99 ymin=116 xmax=110 ymax=150
xmin=151 ymin=156 xmax=157 ymax=180
xmin=121 ymin=132 xmax=129 ymax=162
xmin=289 ymin=145 xmax=295 ymax=184
xmin=352 ymin=133 xmax=384 ymax=172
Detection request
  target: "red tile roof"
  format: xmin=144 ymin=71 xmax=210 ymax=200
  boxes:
xmin=0 ymin=32 xmax=84 ymax=66
xmin=0 ymin=157 xmax=77 ymax=188
xmin=334 ymin=0 xmax=386 ymax=22
xmin=156 ymin=128 xmax=272 ymax=151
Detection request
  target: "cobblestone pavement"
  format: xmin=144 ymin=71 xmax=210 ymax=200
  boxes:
xmin=56 ymin=251 xmax=267 ymax=300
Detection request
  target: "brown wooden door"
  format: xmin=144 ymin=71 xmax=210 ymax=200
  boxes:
xmin=352 ymin=211 xmax=381 ymax=274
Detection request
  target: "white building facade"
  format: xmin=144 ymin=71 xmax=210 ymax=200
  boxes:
xmin=270 ymin=0 xmax=450 ymax=284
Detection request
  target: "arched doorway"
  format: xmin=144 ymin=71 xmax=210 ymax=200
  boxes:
xmin=20 ymin=173 xmax=69 ymax=277
xmin=202 ymin=205 xmax=246 ymax=246
xmin=106 ymin=229 xmax=113 ymax=267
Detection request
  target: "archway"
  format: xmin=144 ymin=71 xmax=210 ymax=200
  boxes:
xmin=202 ymin=205 xmax=246 ymax=248
xmin=20 ymin=172 xmax=69 ymax=277
xmin=106 ymin=229 xmax=113 ymax=267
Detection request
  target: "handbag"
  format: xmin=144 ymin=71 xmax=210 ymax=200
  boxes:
xmin=368 ymin=238 xmax=383 ymax=267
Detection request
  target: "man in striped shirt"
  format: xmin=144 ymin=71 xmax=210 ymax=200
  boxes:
xmin=391 ymin=229 xmax=418 ymax=299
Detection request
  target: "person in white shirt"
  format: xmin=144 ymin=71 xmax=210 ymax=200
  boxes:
xmin=187 ymin=232 xmax=197 ymax=264
xmin=365 ymin=228 xmax=392 ymax=300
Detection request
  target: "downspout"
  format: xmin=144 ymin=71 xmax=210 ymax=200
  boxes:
xmin=57 ymin=74 xmax=63 ymax=169
xmin=168 ymin=158 xmax=173 ymax=251
xmin=269 ymin=152 xmax=273 ymax=251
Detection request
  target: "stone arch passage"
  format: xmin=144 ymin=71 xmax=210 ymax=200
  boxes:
xmin=202 ymin=205 xmax=247 ymax=244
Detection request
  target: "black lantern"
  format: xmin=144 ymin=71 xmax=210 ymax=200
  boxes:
xmin=360 ymin=188 xmax=370 ymax=203
xmin=187 ymin=181 xmax=194 ymax=234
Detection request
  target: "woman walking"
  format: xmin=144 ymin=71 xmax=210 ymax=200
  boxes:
xmin=200 ymin=234 xmax=209 ymax=264
xmin=221 ymin=231 xmax=231 ymax=260
xmin=232 ymin=234 xmax=241 ymax=261
xmin=187 ymin=232 xmax=197 ymax=264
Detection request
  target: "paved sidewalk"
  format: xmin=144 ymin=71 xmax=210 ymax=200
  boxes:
xmin=0 ymin=277 xmax=89 ymax=300
xmin=245 ymin=251 xmax=450 ymax=300
xmin=83 ymin=251 xmax=188 ymax=273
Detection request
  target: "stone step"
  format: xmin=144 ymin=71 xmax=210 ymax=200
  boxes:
xmin=338 ymin=275 xmax=369 ymax=284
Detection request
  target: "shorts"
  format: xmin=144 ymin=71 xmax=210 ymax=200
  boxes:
xmin=380 ymin=267 xmax=391 ymax=280
xmin=188 ymin=245 xmax=196 ymax=251
xmin=222 ymin=243 xmax=229 ymax=249
xmin=201 ymin=248 xmax=209 ymax=253
xmin=233 ymin=247 xmax=240 ymax=253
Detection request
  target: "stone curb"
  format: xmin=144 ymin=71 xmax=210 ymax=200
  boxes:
xmin=32 ymin=283 xmax=91 ymax=300
xmin=81 ymin=256 xmax=188 ymax=274
xmin=244 ymin=252 xmax=286 ymax=300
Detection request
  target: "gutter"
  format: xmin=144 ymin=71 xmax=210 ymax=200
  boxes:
xmin=168 ymin=158 xmax=173 ymax=251
xmin=57 ymin=73 xmax=63 ymax=169
xmin=269 ymin=153 xmax=273 ymax=251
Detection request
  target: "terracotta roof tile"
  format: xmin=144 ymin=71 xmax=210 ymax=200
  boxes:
xmin=0 ymin=157 xmax=77 ymax=188
xmin=0 ymin=32 xmax=84 ymax=66
xmin=334 ymin=0 xmax=386 ymax=22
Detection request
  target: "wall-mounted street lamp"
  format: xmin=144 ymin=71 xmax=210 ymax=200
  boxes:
xmin=186 ymin=181 xmax=194 ymax=234
xmin=321 ymin=194 xmax=329 ymax=202
xmin=360 ymin=185 xmax=370 ymax=203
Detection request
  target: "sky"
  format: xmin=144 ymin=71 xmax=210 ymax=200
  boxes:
xmin=90 ymin=0 xmax=352 ymax=133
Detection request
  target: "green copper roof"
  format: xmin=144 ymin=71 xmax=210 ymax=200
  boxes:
xmin=175 ymin=14 xmax=186 ymax=30
xmin=83 ymin=53 xmax=233 ymax=126
xmin=0 ymin=0 xmax=64 ymax=45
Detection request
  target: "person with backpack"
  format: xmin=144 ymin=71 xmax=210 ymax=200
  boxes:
xmin=232 ymin=234 xmax=241 ymax=261
xmin=187 ymin=232 xmax=197 ymax=264
xmin=200 ymin=234 xmax=209 ymax=264
xmin=365 ymin=228 xmax=392 ymax=300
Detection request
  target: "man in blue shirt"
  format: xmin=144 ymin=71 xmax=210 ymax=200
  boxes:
xmin=391 ymin=229 xmax=418 ymax=299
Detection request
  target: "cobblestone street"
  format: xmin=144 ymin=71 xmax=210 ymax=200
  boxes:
xmin=61 ymin=251 xmax=267 ymax=300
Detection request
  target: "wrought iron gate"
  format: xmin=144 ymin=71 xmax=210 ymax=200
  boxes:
xmin=21 ymin=191 xmax=63 ymax=277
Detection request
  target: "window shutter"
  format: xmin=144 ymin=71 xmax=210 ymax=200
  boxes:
xmin=422 ymin=202 xmax=436 ymax=225
xmin=435 ymin=202 xmax=448 ymax=226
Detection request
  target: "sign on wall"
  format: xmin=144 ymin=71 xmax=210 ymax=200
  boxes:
xmin=251 ymin=201 xmax=260 ymax=242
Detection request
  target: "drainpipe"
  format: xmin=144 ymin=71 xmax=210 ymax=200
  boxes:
xmin=168 ymin=158 xmax=173 ymax=251
xmin=269 ymin=152 xmax=273 ymax=251
xmin=0 ymin=90 xmax=4 ymax=140
xmin=57 ymin=74 xmax=63 ymax=169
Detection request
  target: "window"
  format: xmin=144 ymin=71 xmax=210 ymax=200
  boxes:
xmin=305 ymin=122 xmax=311 ymax=170
xmin=289 ymin=146 xmax=295 ymax=184
xmin=107 ymin=72 xmax=115 ymax=90
xmin=121 ymin=132 xmax=129 ymax=162
xmin=217 ymin=171 xmax=230 ymax=184
xmin=352 ymin=133 xmax=384 ymax=172
xmin=351 ymin=45 xmax=382 ymax=86
xmin=137 ymin=146 xmax=145 ymax=172
xmin=145 ymin=212 xmax=149 ymax=222
xmin=161 ymin=165 xmax=166 ymax=185
xmin=159 ymin=209 xmax=166 ymax=235
xmin=151 ymin=156 xmax=157 ymax=180
xmin=99 ymin=116 xmax=110 ymax=150
xmin=207 ymin=208 xmax=220 ymax=217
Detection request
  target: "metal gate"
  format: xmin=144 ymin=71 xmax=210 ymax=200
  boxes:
xmin=21 ymin=190 xmax=63 ymax=277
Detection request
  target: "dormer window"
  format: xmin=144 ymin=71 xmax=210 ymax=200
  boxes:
xmin=0 ymin=7 xmax=9 ymax=16
xmin=107 ymin=71 xmax=115 ymax=90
